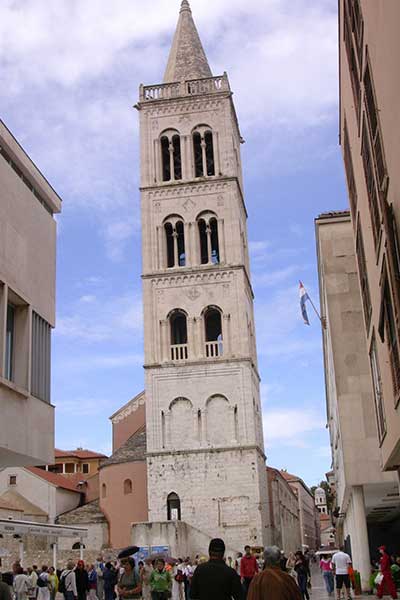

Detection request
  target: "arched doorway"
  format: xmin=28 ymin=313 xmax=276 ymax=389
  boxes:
xmin=167 ymin=492 xmax=181 ymax=521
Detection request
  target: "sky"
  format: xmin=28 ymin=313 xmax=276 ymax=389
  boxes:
xmin=0 ymin=0 xmax=348 ymax=487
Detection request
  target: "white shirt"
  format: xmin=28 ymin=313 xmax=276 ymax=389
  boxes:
xmin=61 ymin=570 xmax=77 ymax=596
xmin=332 ymin=551 xmax=351 ymax=575
xmin=14 ymin=574 xmax=30 ymax=595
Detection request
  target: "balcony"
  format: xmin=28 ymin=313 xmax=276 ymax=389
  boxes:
xmin=205 ymin=341 xmax=223 ymax=358
xmin=140 ymin=74 xmax=230 ymax=103
xmin=171 ymin=344 xmax=188 ymax=362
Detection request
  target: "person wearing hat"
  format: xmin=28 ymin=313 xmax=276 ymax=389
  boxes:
xmin=189 ymin=538 xmax=242 ymax=600
xmin=377 ymin=546 xmax=397 ymax=600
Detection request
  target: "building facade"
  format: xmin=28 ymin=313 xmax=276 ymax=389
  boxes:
xmin=280 ymin=471 xmax=320 ymax=551
xmin=0 ymin=120 xmax=62 ymax=467
xmin=339 ymin=0 xmax=400 ymax=477
xmin=315 ymin=211 xmax=400 ymax=589
xmin=137 ymin=0 xmax=269 ymax=551
xmin=266 ymin=467 xmax=301 ymax=553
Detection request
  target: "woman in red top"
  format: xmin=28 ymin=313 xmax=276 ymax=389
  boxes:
xmin=377 ymin=546 xmax=397 ymax=600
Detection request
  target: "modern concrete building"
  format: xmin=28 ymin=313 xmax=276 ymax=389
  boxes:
xmin=0 ymin=120 xmax=62 ymax=467
xmin=280 ymin=471 xmax=320 ymax=551
xmin=266 ymin=467 xmax=302 ymax=553
xmin=338 ymin=1 xmax=400 ymax=478
xmin=134 ymin=0 xmax=269 ymax=553
xmin=315 ymin=211 xmax=400 ymax=589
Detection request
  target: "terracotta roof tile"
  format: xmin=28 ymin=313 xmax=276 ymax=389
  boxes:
xmin=54 ymin=449 xmax=107 ymax=460
xmin=26 ymin=467 xmax=82 ymax=493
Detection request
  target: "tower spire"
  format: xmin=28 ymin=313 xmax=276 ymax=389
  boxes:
xmin=163 ymin=1 xmax=212 ymax=83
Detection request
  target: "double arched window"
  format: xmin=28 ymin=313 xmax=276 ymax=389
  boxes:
xmin=164 ymin=216 xmax=185 ymax=268
xmin=197 ymin=212 xmax=220 ymax=264
xmin=169 ymin=310 xmax=188 ymax=361
xmin=204 ymin=307 xmax=223 ymax=358
xmin=160 ymin=131 xmax=182 ymax=182
xmin=193 ymin=127 xmax=215 ymax=178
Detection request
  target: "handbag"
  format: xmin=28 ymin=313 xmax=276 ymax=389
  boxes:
xmin=375 ymin=573 xmax=384 ymax=586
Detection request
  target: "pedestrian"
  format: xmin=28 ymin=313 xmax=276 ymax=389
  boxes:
xmin=226 ymin=558 xmax=233 ymax=570
xmin=331 ymin=546 xmax=352 ymax=600
xmin=117 ymin=557 xmax=141 ymax=600
xmin=190 ymin=538 xmax=242 ymax=600
xmin=0 ymin=578 xmax=12 ymax=600
xmin=103 ymin=563 xmax=117 ymax=600
xmin=75 ymin=561 xmax=89 ymax=600
xmin=183 ymin=559 xmax=193 ymax=600
xmin=48 ymin=568 xmax=59 ymax=600
xmin=320 ymin=555 xmax=334 ymax=596
xmin=171 ymin=563 xmax=184 ymax=600
xmin=280 ymin=552 xmax=288 ymax=572
xmin=377 ymin=546 xmax=397 ymax=600
xmin=60 ymin=560 xmax=77 ymax=600
xmin=240 ymin=546 xmax=259 ymax=598
xmin=247 ymin=546 xmax=302 ymax=600
xmin=88 ymin=566 xmax=98 ymax=600
xmin=149 ymin=558 xmax=172 ymax=600
xmin=286 ymin=553 xmax=296 ymax=579
xmin=235 ymin=554 xmax=243 ymax=578
xmin=294 ymin=552 xmax=310 ymax=600
xmin=95 ymin=558 xmax=105 ymax=600
xmin=141 ymin=559 xmax=153 ymax=600
xmin=14 ymin=566 xmax=30 ymax=600
xmin=37 ymin=567 xmax=50 ymax=600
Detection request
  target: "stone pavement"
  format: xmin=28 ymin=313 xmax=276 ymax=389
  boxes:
xmin=310 ymin=567 xmax=372 ymax=600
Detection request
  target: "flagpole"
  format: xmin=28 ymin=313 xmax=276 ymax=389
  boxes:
xmin=300 ymin=281 xmax=326 ymax=329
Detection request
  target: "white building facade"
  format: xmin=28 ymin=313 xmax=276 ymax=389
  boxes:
xmin=137 ymin=0 xmax=269 ymax=551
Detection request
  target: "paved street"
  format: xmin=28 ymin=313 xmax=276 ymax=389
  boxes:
xmin=310 ymin=567 xmax=371 ymax=600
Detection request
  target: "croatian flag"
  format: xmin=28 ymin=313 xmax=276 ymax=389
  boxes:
xmin=299 ymin=281 xmax=310 ymax=326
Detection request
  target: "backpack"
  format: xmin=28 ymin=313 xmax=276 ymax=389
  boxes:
xmin=58 ymin=572 xmax=70 ymax=594
xmin=37 ymin=576 xmax=48 ymax=588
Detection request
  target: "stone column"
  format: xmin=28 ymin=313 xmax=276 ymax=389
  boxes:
xmin=53 ymin=542 xmax=58 ymax=570
xmin=351 ymin=486 xmax=371 ymax=591
xmin=157 ymin=226 xmax=163 ymax=270
xmin=218 ymin=218 xmax=225 ymax=263
xmin=187 ymin=317 xmax=195 ymax=359
xmin=184 ymin=222 xmax=190 ymax=267
xmin=223 ymin=314 xmax=231 ymax=357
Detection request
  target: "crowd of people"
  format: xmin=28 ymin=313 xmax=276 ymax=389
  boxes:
xmin=0 ymin=542 xmax=399 ymax=600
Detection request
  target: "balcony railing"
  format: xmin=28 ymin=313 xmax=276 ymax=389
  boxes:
xmin=140 ymin=74 xmax=230 ymax=103
xmin=205 ymin=341 xmax=223 ymax=358
xmin=171 ymin=344 xmax=188 ymax=362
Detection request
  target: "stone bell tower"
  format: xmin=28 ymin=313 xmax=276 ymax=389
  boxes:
xmin=136 ymin=0 xmax=269 ymax=550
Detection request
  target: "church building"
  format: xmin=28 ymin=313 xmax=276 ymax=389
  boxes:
xmin=132 ymin=0 xmax=270 ymax=552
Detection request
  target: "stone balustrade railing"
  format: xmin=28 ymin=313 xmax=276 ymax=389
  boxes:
xmin=140 ymin=74 xmax=230 ymax=102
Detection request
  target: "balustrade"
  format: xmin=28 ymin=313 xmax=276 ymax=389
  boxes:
xmin=205 ymin=341 xmax=223 ymax=358
xmin=141 ymin=75 xmax=229 ymax=102
xmin=171 ymin=344 xmax=189 ymax=361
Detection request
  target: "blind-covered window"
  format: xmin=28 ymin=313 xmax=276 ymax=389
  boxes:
xmin=356 ymin=220 xmax=372 ymax=331
xmin=343 ymin=118 xmax=357 ymax=221
xmin=31 ymin=311 xmax=51 ymax=403
xmin=361 ymin=118 xmax=381 ymax=248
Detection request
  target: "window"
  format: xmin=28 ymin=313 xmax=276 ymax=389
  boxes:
xmin=170 ymin=310 xmax=188 ymax=361
xmin=5 ymin=304 xmax=15 ymax=381
xmin=102 ymin=484 xmax=107 ymax=499
xmin=167 ymin=492 xmax=181 ymax=521
xmin=379 ymin=269 xmax=400 ymax=398
xmin=204 ymin=307 xmax=223 ymax=358
xmin=9 ymin=475 xmax=17 ymax=486
xmin=192 ymin=128 xmax=215 ymax=177
xmin=124 ymin=479 xmax=133 ymax=495
xmin=72 ymin=542 xmax=85 ymax=550
xmin=31 ymin=312 xmax=51 ymax=403
xmin=160 ymin=132 xmax=182 ymax=183
xmin=48 ymin=463 xmax=63 ymax=474
xmin=163 ymin=218 xmax=185 ymax=268
xmin=343 ymin=118 xmax=357 ymax=220
xmin=356 ymin=220 xmax=372 ymax=331
xmin=343 ymin=2 xmax=361 ymax=122
xmin=197 ymin=213 xmax=220 ymax=265
xmin=65 ymin=463 xmax=75 ymax=474
xmin=388 ymin=206 xmax=400 ymax=282
xmin=369 ymin=334 xmax=387 ymax=443
xmin=82 ymin=463 xmax=89 ymax=474
xmin=351 ymin=0 xmax=364 ymax=69
xmin=361 ymin=118 xmax=381 ymax=248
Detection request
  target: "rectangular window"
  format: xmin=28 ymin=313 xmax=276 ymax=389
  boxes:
xmin=343 ymin=118 xmax=357 ymax=220
xmin=388 ymin=206 xmax=400 ymax=282
xmin=8 ymin=475 xmax=17 ymax=486
xmin=351 ymin=0 xmax=364 ymax=70
xmin=5 ymin=304 xmax=15 ymax=381
xmin=361 ymin=118 xmax=381 ymax=248
xmin=82 ymin=463 xmax=89 ymax=474
xmin=65 ymin=463 xmax=75 ymax=474
xmin=344 ymin=3 xmax=361 ymax=122
xmin=48 ymin=464 xmax=63 ymax=474
xmin=31 ymin=312 xmax=51 ymax=403
xmin=356 ymin=220 xmax=372 ymax=331
xmin=369 ymin=334 xmax=387 ymax=444
xmin=380 ymin=268 xmax=400 ymax=399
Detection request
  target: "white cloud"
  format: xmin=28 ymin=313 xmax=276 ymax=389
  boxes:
xmin=79 ymin=295 xmax=96 ymax=304
xmin=253 ymin=265 xmax=299 ymax=288
xmin=60 ymin=353 xmax=143 ymax=372
xmin=263 ymin=408 xmax=325 ymax=447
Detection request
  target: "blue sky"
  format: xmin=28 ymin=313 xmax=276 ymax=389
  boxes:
xmin=0 ymin=0 xmax=347 ymax=487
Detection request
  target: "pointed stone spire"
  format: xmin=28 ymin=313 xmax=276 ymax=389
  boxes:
xmin=163 ymin=1 xmax=212 ymax=83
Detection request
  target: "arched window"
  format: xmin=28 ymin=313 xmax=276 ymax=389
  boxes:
xmin=163 ymin=217 xmax=185 ymax=268
xmin=204 ymin=307 xmax=223 ymax=357
xmin=197 ymin=212 xmax=220 ymax=265
xmin=167 ymin=492 xmax=181 ymax=521
xmin=170 ymin=310 xmax=188 ymax=361
xmin=192 ymin=127 xmax=215 ymax=178
xmin=124 ymin=479 xmax=133 ymax=495
xmin=72 ymin=542 xmax=86 ymax=550
xmin=101 ymin=483 xmax=107 ymax=499
xmin=160 ymin=131 xmax=182 ymax=182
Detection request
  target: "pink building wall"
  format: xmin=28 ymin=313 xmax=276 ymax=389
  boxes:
xmin=113 ymin=404 xmax=146 ymax=452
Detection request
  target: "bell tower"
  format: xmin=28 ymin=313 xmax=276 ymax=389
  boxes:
xmin=137 ymin=0 xmax=269 ymax=550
